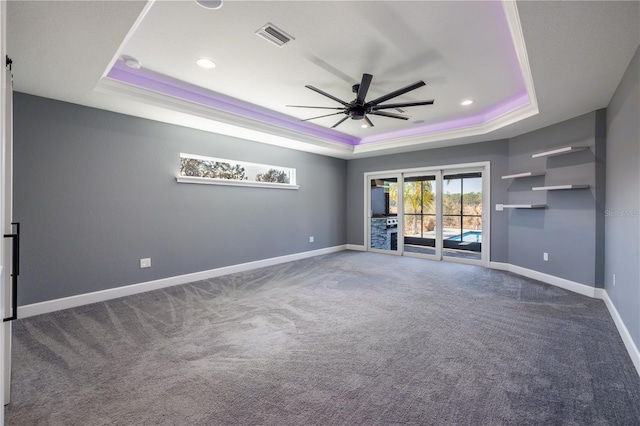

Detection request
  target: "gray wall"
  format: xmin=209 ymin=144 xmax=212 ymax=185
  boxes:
xmin=13 ymin=75 xmax=630 ymax=323
xmin=346 ymin=112 xmax=606 ymax=288
xmin=346 ymin=140 xmax=510 ymax=263
xmin=506 ymin=111 xmax=604 ymax=286
xmin=13 ymin=93 xmax=347 ymax=305
xmin=605 ymin=46 xmax=639 ymax=349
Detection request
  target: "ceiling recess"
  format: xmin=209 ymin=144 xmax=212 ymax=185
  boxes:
xmin=255 ymin=23 xmax=293 ymax=47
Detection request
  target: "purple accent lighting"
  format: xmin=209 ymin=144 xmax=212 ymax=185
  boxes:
xmin=107 ymin=1 xmax=531 ymax=151
xmin=359 ymin=92 xmax=531 ymax=145
xmin=107 ymin=61 xmax=359 ymax=146
xmin=105 ymin=1 xmax=531 ymax=149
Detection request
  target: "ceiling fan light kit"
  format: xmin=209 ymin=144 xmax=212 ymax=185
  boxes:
xmin=287 ymin=73 xmax=434 ymax=129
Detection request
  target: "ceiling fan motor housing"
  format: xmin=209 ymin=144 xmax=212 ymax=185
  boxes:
xmin=349 ymin=103 xmax=367 ymax=120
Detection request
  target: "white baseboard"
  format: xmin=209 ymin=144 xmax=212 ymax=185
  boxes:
xmin=593 ymin=288 xmax=607 ymax=300
xmin=488 ymin=261 xmax=510 ymax=271
xmin=346 ymin=244 xmax=366 ymax=251
xmin=503 ymin=263 xmax=597 ymax=298
xmin=18 ymin=245 xmax=347 ymax=319
xmin=598 ymin=289 xmax=640 ymax=377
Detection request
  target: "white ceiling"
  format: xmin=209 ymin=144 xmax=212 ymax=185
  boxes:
xmin=6 ymin=1 xmax=640 ymax=159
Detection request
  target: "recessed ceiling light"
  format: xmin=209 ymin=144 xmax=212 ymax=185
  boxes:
xmin=361 ymin=123 xmax=369 ymax=128
xmin=196 ymin=58 xmax=216 ymax=69
xmin=195 ymin=0 xmax=223 ymax=10
xmin=461 ymin=99 xmax=474 ymax=106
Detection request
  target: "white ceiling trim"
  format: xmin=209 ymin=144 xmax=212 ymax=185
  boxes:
xmin=94 ymin=77 xmax=355 ymax=158
xmin=94 ymin=0 xmax=538 ymax=159
xmin=502 ymin=0 xmax=538 ymax=111
xmin=352 ymin=100 xmax=539 ymax=155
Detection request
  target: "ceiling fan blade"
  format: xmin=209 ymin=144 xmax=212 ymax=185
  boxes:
xmin=366 ymin=80 xmax=426 ymax=106
xmin=300 ymin=112 xmax=345 ymax=122
xmin=286 ymin=105 xmax=345 ymax=110
xmin=370 ymin=100 xmax=434 ymax=111
xmin=369 ymin=111 xmax=410 ymax=120
xmin=355 ymin=74 xmax=373 ymax=105
xmin=331 ymin=116 xmax=350 ymax=128
xmin=363 ymin=115 xmax=374 ymax=128
xmin=305 ymin=85 xmax=350 ymax=106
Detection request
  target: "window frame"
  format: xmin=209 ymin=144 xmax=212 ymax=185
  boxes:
xmin=176 ymin=153 xmax=299 ymax=190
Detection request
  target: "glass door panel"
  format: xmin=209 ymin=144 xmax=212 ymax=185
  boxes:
xmin=365 ymin=166 xmax=486 ymax=266
xmin=441 ymin=172 xmax=482 ymax=261
xmin=368 ymin=176 xmax=400 ymax=254
xmin=403 ymin=175 xmax=437 ymax=257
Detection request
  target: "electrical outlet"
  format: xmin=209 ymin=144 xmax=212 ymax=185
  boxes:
xmin=613 ymin=273 xmax=616 ymax=286
xmin=309 ymin=236 xmax=314 ymax=243
xmin=543 ymin=252 xmax=548 ymax=261
xmin=140 ymin=258 xmax=151 ymax=268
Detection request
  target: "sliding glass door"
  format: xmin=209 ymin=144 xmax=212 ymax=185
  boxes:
xmin=365 ymin=163 xmax=488 ymax=266
xmin=403 ymin=173 xmax=439 ymax=259
xmin=441 ymin=171 xmax=483 ymax=261
xmin=367 ymin=175 xmax=400 ymax=254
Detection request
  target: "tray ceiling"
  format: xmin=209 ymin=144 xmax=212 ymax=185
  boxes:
xmin=7 ymin=1 xmax=639 ymax=158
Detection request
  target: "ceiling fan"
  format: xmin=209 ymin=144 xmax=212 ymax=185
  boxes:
xmin=287 ymin=73 xmax=434 ymax=128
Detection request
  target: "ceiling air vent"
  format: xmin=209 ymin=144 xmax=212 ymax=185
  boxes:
xmin=255 ymin=23 xmax=294 ymax=47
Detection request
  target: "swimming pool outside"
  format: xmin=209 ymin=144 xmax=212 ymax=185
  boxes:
xmin=447 ymin=230 xmax=482 ymax=242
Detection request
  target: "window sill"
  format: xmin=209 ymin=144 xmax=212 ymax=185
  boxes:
xmin=176 ymin=176 xmax=300 ymax=190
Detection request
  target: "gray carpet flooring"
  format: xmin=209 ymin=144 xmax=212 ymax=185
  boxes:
xmin=5 ymin=251 xmax=640 ymax=425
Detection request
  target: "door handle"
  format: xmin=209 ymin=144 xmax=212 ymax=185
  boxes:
xmin=3 ymin=222 xmax=20 ymax=322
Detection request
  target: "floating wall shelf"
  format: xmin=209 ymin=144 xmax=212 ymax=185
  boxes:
xmin=532 ymin=184 xmax=590 ymax=191
xmin=501 ymin=171 xmax=545 ymax=179
xmin=503 ymin=204 xmax=547 ymax=209
xmin=532 ymin=146 xmax=588 ymax=159
xmin=503 ymin=145 xmax=591 ymax=211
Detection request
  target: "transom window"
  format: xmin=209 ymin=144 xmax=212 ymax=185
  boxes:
xmin=178 ymin=153 xmax=297 ymax=188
